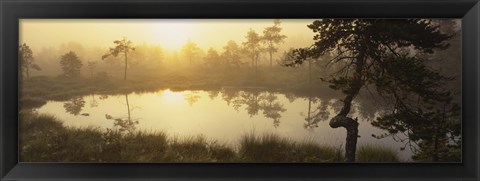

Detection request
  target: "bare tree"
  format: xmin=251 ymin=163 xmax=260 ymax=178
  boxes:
xmin=87 ymin=61 xmax=97 ymax=78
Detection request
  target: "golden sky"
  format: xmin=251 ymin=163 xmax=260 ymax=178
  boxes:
xmin=20 ymin=19 xmax=316 ymax=52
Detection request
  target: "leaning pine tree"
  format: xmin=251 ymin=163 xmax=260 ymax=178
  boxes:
xmin=287 ymin=19 xmax=453 ymax=162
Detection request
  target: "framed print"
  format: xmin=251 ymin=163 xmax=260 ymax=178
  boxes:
xmin=1 ymin=0 xmax=479 ymax=180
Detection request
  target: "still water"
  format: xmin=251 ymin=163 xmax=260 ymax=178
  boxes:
xmin=35 ymin=88 xmax=413 ymax=160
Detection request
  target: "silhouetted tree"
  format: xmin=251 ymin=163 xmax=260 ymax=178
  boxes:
xmin=288 ymin=19 xmax=453 ymax=162
xmin=181 ymin=40 xmax=201 ymax=65
xmin=262 ymin=19 xmax=287 ymax=67
xmin=242 ymin=29 xmax=264 ymax=74
xmin=372 ymin=99 xmax=461 ymax=162
xmin=204 ymin=48 xmax=221 ymax=69
xmin=369 ymin=54 xmax=461 ymax=162
xmin=19 ymin=43 xmax=41 ymax=80
xmin=150 ymin=45 xmax=164 ymax=68
xmin=87 ymin=61 xmax=97 ymax=78
xmin=102 ymin=37 xmax=135 ymax=81
xmin=222 ymin=40 xmax=243 ymax=68
xmin=60 ymin=51 xmax=83 ymax=78
xmin=132 ymin=43 xmax=164 ymax=68
xmin=282 ymin=48 xmax=317 ymax=84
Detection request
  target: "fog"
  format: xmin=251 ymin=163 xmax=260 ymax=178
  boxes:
xmin=19 ymin=19 xmax=462 ymax=163
xmin=20 ymin=19 xmax=318 ymax=76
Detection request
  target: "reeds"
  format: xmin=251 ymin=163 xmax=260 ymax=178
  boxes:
xmin=20 ymin=112 xmax=398 ymax=163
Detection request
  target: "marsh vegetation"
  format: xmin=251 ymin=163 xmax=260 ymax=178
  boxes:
xmin=19 ymin=19 xmax=461 ymax=162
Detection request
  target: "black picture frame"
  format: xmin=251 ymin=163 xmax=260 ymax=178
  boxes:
xmin=1 ymin=0 xmax=479 ymax=180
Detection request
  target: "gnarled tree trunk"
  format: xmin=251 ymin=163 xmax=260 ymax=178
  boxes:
xmin=329 ymin=44 xmax=366 ymax=162
xmin=330 ymin=95 xmax=359 ymax=162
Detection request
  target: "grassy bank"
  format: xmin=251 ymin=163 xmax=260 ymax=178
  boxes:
xmin=20 ymin=112 xmax=236 ymax=162
xmin=20 ymin=112 xmax=399 ymax=162
xmin=239 ymin=132 xmax=343 ymax=162
xmin=356 ymin=144 xmax=400 ymax=162
xmin=20 ymin=67 xmax=338 ymax=110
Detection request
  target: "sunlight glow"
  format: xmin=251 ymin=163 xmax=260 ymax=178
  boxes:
xmin=160 ymin=89 xmax=185 ymax=104
xmin=20 ymin=19 xmax=316 ymax=53
xmin=150 ymin=22 xmax=195 ymax=50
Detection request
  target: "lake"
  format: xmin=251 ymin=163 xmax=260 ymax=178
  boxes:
xmin=35 ymin=88 xmax=413 ymax=160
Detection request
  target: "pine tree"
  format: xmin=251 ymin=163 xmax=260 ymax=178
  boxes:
xmin=288 ymin=19 xmax=454 ymax=162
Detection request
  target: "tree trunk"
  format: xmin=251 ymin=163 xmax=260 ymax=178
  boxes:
xmin=124 ymin=51 xmax=128 ymax=81
xmin=126 ymin=94 xmax=130 ymax=121
xmin=307 ymin=97 xmax=312 ymax=121
xmin=269 ymin=52 xmax=273 ymax=67
xmin=308 ymin=60 xmax=312 ymax=84
xmin=26 ymin=67 xmax=30 ymax=79
xmin=255 ymin=59 xmax=258 ymax=75
xmin=329 ymin=96 xmax=359 ymax=162
xmin=329 ymin=44 xmax=366 ymax=162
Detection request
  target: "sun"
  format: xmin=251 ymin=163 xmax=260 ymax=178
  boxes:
xmin=150 ymin=22 xmax=195 ymax=50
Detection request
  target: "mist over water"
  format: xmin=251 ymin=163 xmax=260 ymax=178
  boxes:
xmin=35 ymin=89 xmax=413 ymax=160
xmin=19 ymin=19 xmax=461 ymax=162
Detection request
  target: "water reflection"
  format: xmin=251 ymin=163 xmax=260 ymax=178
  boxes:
xmin=184 ymin=91 xmax=201 ymax=106
xmin=302 ymin=97 xmax=325 ymax=129
xmin=89 ymin=94 xmax=99 ymax=108
xmin=63 ymin=89 xmax=378 ymax=131
xmin=207 ymin=90 xmax=220 ymax=100
xmin=105 ymin=94 xmax=139 ymax=133
xmin=259 ymin=93 xmax=286 ymax=127
xmin=41 ymin=89 xmax=420 ymax=160
xmin=220 ymin=89 xmax=286 ymax=127
xmin=63 ymin=97 xmax=85 ymax=116
xmin=99 ymin=95 xmax=109 ymax=100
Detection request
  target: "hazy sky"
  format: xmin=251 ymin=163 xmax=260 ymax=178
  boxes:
xmin=20 ymin=19 xmax=316 ymax=52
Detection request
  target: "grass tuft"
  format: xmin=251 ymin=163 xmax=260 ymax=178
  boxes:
xmin=238 ymin=132 xmax=343 ymax=162
xmin=356 ymin=144 xmax=400 ymax=162
xmin=20 ymin=112 xmax=399 ymax=163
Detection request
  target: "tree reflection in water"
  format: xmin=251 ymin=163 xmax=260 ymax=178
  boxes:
xmin=302 ymin=97 xmax=328 ymax=129
xmin=220 ymin=88 xmax=286 ymax=127
xmin=207 ymin=90 xmax=220 ymax=100
xmin=184 ymin=91 xmax=201 ymax=106
xmin=63 ymin=97 xmax=86 ymax=116
xmin=89 ymin=94 xmax=99 ymax=108
xmin=259 ymin=93 xmax=286 ymax=127
xmin=105 ymin=94 xmax=139 ymax=134
xmin=300 ymin=94 xmax=380 ymax=130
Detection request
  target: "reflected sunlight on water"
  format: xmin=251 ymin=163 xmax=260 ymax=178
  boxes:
xmin=35 ymin=89 xmax=413 ymax=160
